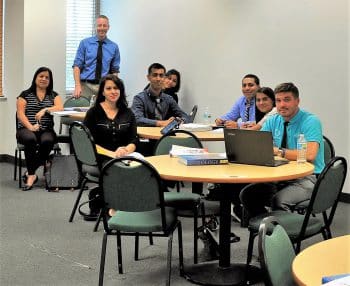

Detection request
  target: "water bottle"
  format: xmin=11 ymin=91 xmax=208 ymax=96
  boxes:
xmin=297 ymin=133 xmax=307 ymax=163
xmin=203 ymin=107 xmax=211 ymax=124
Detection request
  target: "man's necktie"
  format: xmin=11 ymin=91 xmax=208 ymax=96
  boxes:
xmin=281 ymin=121 xmax=289 ymax=148
xmin=154 ymin=98 xmax=163 ymax=120
xmin=244 ymin=99 xmax=251 ymax=121
xmin=95 ymin=41 xmax=103 ymax=82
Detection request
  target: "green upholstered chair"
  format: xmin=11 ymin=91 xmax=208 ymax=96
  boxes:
xmin=293 ymin=135 xmax=336 ymax=213
xmin=154 ymin=129 xmax=209 ymax=264
xmin=245 ymin=156 xmax=347 ymax=266
xmin=98 ymin=157 xmax=184 ymax=286
xmin=58 ymin=96 xmax=90 ymax=134
xmin=258 ymin=216 xmax=297 ymax=286
xmin=68 ymin=121 xmax=101 ymax=224
xmin=323 ymin=135 xmax=335 ymax=165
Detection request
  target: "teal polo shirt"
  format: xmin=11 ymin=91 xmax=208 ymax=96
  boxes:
xmin=261 ymin=109 xmax=325 ymax=174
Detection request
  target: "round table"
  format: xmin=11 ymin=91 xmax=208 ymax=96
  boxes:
xmin=292 ymin=235 xmax=350 ymax=286
xmin=146 ymin=155 xmax=314 ymax=286
xmin=137 ymin=126 xmax=224 ymax=141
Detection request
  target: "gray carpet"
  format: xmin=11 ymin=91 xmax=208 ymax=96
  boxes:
xmin=1 ymin=162 xmax=349 ymax=286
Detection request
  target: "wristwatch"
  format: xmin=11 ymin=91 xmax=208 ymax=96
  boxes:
xmin=278 ymin=148 xmax=286 ymax=158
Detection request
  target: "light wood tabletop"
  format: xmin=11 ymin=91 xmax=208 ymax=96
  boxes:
xmin=292 ymin=235 xmax=350 ymax=286
xmin=145 ymin=154 xmax=314 ymax=286
xmin=146 ymin=155 xmax=314 ymax=184
xmin=60 ymin=112 xmax=224 ymax=141
xmin=137 ymin=126 xmax=224 ymax=141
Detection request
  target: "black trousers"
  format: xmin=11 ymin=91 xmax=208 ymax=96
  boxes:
xmin=16 ymin=128 xmax=56 ymax=175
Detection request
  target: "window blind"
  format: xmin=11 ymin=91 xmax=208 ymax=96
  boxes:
xmin=66 ymin=0 xmax=98 ymax=93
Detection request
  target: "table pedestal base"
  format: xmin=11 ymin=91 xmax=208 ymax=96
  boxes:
xmin=184 ymin=262 xmax=262 ymax=286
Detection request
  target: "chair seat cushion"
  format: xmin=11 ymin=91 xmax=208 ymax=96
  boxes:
xmin=108 ymin=207 xmax=177 ymax=232
xmin=164 ymin=192 xmax=201 ymax=209
xmin=82 ymin=165 xmax=100 ymax=182
xmin=249 ymin=210 xmax=323 ymax=240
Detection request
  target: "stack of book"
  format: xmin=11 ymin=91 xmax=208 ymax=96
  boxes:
xmin=178 ymin=153 xmax=228 ymax=166
xmin=169 ymin=145 xmax=208 ymax=157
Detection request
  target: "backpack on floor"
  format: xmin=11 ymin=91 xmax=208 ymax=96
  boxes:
xmin=45 ymin=154 xmax=80 ymax=192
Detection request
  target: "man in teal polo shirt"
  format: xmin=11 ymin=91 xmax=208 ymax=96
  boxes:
xmin=240 ymin=82 xmax=324 ymax=218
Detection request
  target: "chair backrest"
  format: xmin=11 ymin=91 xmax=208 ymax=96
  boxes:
xmin=258 ymin=216 xmax=296 ymax=286
xmin=63 ymin=96 xmax=90 ymax=108
xmin=323 ymin=135 xmax=335 ymax=165
xmin=188 ymin=105 xmax=198 ymax=123
xmin=69 ymin=121 xmax=100 ymax=168
xmin=154 ymin=129 xmax=203 ymax=155
xmin=100 ymin=157 xmax=167 ymax=228
xmin=301 ymin=156 xmax=347 ymax=235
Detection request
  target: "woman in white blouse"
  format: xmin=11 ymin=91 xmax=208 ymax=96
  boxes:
xmin=241 ymin=87 xmax=277 ymax=130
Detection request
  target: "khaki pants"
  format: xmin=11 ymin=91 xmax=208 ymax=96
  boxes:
xmin=81 ymin=82 xmax=99 ymax=102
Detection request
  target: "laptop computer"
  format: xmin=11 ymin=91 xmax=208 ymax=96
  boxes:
xmin=224 ymin=128 xmax=289 ymax=167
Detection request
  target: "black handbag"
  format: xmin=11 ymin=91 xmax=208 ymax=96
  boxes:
xmin=45 ymin=154 xmax=81 ymax=191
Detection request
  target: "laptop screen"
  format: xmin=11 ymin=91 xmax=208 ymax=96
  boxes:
xmin=224 ymin=128 xmax=288 ymax=167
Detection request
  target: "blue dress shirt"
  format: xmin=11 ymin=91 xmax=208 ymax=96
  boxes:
xmin=220 ymin=96 xmax=255 ymax=125
xmin=73 ymin=36 xmax=120 ymax=80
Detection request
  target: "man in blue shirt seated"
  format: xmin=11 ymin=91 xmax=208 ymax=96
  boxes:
xmin=240 ymin=82 xmax=325 ymax=221
xmin=132 ymin=63 xmax=189 ymax=127
xmin=215 ymin=74 xmax=260 ymax=128
xmin=72 ymin=15 xmax=120 ymax=101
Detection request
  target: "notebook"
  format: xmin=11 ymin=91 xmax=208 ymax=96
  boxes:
xmin=224 ymin=128 xmax=289 ymax=167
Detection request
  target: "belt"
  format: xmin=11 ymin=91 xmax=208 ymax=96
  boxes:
xmin=81 ymin=79 xmax=100 ymax=84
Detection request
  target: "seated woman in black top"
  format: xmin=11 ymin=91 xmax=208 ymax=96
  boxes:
xmin=83 ymin=74 xmax=138 ymax=163
xmin=17 ymin=66 xmax=63 ymax=191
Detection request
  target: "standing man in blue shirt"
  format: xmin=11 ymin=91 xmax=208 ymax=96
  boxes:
xmin=240 ymin=82 xmax=325 ymax=220
xmin=72 ymin=15 xmax=120 ymax=100
xmin=215 ymin=74 xmax=260 ymax=128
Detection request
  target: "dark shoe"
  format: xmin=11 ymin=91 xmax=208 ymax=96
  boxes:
xmin=206 ymin=215 xmax=219 ymax=231
xmin=230 ymin=232 xmax=240 ymax=243
xmin=22 ymin=175 xmax=38 ymax=191
xmin=83 ymin=211 xmax=99 ymax=221
xmin=205 ymin=184 xmax=222 ymax=201
xmin=22 ymin=172 xmax=28 ymax=184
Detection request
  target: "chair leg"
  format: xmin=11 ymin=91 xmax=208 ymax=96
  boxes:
xmin=98 ymin=233 xmax=108 ymax=286
xmin=176 ymin=181 xmax=180 ymax=192
xmin=116 ymin=231 xmax=123 ymax=274
xmin=193 ymin=204 xmax=199 ymax=264
xmin=68 ymin=179 xmax=87 ymax=222
xmin=166 ymin=232 xmax=174 ymax=286
xmin=19 ymin=150 xmax=23 ymax=188
xmin=177 ymin=222 xmax=184 ymax=277
xmin=149 ymin=232 xmax=154 ymax=245
xmin=295 ymin=241 xmax=302 ymax=254
xmin=14 ymin=149 xmax=18 ymax=181
xmin=134 ymin=233 xmax=139 ymax=261
xmin=93 ymin=210 xmax=103 ymax=232
xmin=246 ymin=231 xmax=255 ymax=265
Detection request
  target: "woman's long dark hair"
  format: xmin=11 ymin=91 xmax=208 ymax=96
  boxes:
xmin=95 ymin=74 xmax=128 ymax=110
xmin=255 ymin=87 xmax=275 ymax=123
xmin=164 ymin=69 xmax=181 ymax=94
xmin=28 ymin=66 xmax=54 ymax=95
